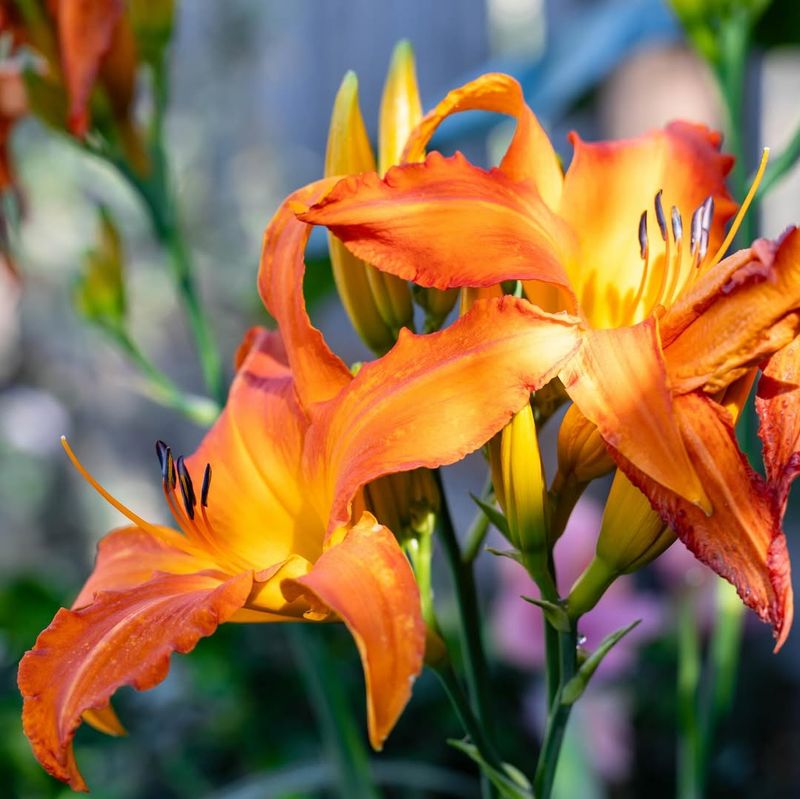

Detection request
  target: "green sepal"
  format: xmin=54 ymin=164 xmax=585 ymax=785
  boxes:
xmin=469 ymin=493 xmax=510 ymax=539
xmin=448 ymin=740 xmax=534 ymax=799
xmin=485 ymin=547 xmax=522 ymax=564
xmin=561 ymin=619 xmax=641 ymax=705
xmin=520 ymin=595 xmax=572 ymax=633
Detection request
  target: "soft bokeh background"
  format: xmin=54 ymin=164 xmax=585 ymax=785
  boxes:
xmin=3 ymin=1 xmax=800 ymax=796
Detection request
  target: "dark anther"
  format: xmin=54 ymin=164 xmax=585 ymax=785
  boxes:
xmin=201 ymin=464 xmax=212 ymax=507
xmin=690 ymin=204 xmax=703 ymax=253
xmin=701 ymin=196 xmax=715 ymax=234
xmin=155 ymin=440 xmax=168 ymax=472
xmin=163 ymin=447 xmax=176 ymax=489
xmin=176 ymin=456 xmax=196 ymax=519
xmin=638 ymin=211 xmax=648 ymax=259
xmin=654 ymin=190 xmax=667 ymax=240
xmin=671 ymin=206 xmax=683 ymax=243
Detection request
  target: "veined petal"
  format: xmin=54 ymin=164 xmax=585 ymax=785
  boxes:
xmin=259 ymin=180 xmax=353 ymax=408
xmin=757 ymin=335 xmax=800 ymax=511
xmin=72 ymin=526 xmax=220 ymax=609
xmin=401 ymin=72 xmax=563 ymax=206
xmin=664 ymin=229 xmax=800 ymax=394
xmin=282 ymin=512 xmax=424 ymax=749
xmin=185 ymin=327 xmax=327 ymax=571
xmin=58 ymin=0 xmax=125 ymax=136
xmin=617 ymin=392 xmax=793 ymax=649
xmin=559 ymin=123 xmax=736 ymax=327
xmin=18 ymin=571 xmax=252 ymax=791
xmin=299 ymin=151 xmax=574 ymax=292
xmin=559 ymin=318 xmax=708 ymax=509
xmin=308 ymin=296 xmax=583 ymax=532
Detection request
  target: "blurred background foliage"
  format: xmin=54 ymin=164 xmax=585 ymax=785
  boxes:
xmin=3 ymin=0 xmax=800 ymax=797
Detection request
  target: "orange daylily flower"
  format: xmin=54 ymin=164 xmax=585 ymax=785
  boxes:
xmin=19 ymin=181 xmax=590 ymax=791
xmin=299 ymin=73 xmax=799 ymax=646
xmin=1 ymin=0 xmax=140 ymax=139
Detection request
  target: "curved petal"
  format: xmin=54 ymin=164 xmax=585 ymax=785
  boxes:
xmin=185 ymin=327 xmax=326 ymax=572
xmin=308 ymin=296 xmax=583 ymax=531
xmin=259 ymin=180 xmax=353 ymax=408
xmin=757 ymin=335 xmax=800 ymax=511
xmin=282 ymin=512 xmax=424 ymax=749
xmin=18 ymin=571 xmax=252 ymax=791
xmin=402 ymin=72 xmax=563 ymax=206
xmin=559 ymin=318 xmax=709 ymax=510
xmin=58 ymin=0 xmax=125 ymax=136
xmin=299 ymin=152 xmax=574 ymax=292
xmin=559 ymin=123 xmax=736 ymax=327
xmin=616 ymin=392 xmax=793 ymax=650
xmin=72 ymin=526 xmax=220 ymax=609
xmin=664 ymin=229 xmax=800 ymax=394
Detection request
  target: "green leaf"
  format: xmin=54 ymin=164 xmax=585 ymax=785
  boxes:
xmin=448 ymin=740 xmax=534 ymax=799
xmin=520 ymin=595 xmax=572 ymax=633
xmin=469 ymin=493 xmax=510 ymax=539
xmin=561 ymin=619 xmax=641 ymax=705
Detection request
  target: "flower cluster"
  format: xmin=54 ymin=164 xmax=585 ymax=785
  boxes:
xmin=12 ymin=11 xmax=800 ymax=796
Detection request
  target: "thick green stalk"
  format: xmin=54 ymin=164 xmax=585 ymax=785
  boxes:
xmin=434 ymin=470 xmax=496 ymax=741
xmin=533 ymin=625 xmax=578 ymax=799
xmin=286 ymin=625 xmax=381 ymax=799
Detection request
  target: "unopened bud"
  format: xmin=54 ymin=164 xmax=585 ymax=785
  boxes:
xmin=567 ymin=470 xmax=675 ymax=620
xmin=490 ymin=400 xmax=553 ymax=592
xmin=72 ymin=207 xmax=126 ymax=330
xmin=363 ymin=467 xmax=440 ymax=543
xmin=325 ymin=71 xmax=412 ymax=354
xmin=556 ymin=403 xmax=615 ymax=485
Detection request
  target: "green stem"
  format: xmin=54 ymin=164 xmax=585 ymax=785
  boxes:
xmin=107 ymin=327 xmax=219 ymax=426
xmin=756 ymin=120 xmax=800 ymax=200
xmin=677 ymin=596 xmax=703 ymax=799
xmin=463 ymin=501 xmax=492 ymax=566
xmin=543 ymin=620 xmax=560 ymax=708
xmin=533 ymin=624 xmax=578 ymax=799
xmin=434 ymin=470 xmax=496 ymax=741
xmin=286 ymin=626 xmax=381 ymax=799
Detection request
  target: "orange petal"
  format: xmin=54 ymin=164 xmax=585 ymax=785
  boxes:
xmin=307 ymin=296 xmax=583 ymax=531
xmin=0 ymin=63 xmax=27 ymax=189
xmin=559 ymin=122 xmax=736 ymax=327
xmin=72 ymin=525 xmax=220 ymax=609
xmin=617 ymin=392 xmax=793 ymax=649
xmin=558 ymin=318 xmax=708 ymax=509
xmin=299 ymin=152 xmax=574 ymax=293
xmin=757 ymin=335 xmax=800 ymax=511
xmin=283 ymin=512 xmax=424 ymax=749
xmin=402 ymin=72 xmax=563 ymax=206
xmin=18 ymin=571 xmax=252 ymax=791
xmin=664 ymin=230 xmax=800 ymax=394
xmin=258 ymin=180 xmax=352 ymax=408
xmin=185 ymin=327 xmax=327 ymax=572
xmin=58 ymin=0 xmax=125 ymax=136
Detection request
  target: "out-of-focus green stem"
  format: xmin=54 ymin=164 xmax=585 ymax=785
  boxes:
xmin=286 ymin=625 xmax=381 ymax=799
xmin=463 ymin=476 xmax=494 ymax=565
xmin=107 ymin=327 xmax=220 ymax=426
xmin=533 ymin=624 xmax=578 ymax=799
xmin=677 ymin=596 xmax=703 ymax=799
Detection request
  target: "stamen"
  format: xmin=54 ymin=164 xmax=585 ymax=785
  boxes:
xmin=61 ymin=436 xmax=160 ymax=534
xmin=708 ymin=147 xmax=770 ymax=267
xmin=671 ymin=206 xmax=683 ymax=243
xmin=161 ymin=446 xmax=176 ymax=489
xmin=690 ymin=203 xmax=703 ymax=256
xmin=654 ymin=190 xmax=667 ymax=240
xmin=155 ymin=440 xmax=167 ymax=472
xmin=697 ymin=196 xmax=714 ymax=261
xmin=201 ymin=464 xmax=212 ymax=507
xmin=176 ymin=456 xmax=196 ymax=520
xmin=638 ymin=211 xmax=649 ymax=259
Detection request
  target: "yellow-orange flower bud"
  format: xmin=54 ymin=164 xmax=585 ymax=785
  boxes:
xmin=567 ymin=470 xmax=675 ymax=619
xmin=325 ymin=71 xmax=412 ymax=354
xmin=556 ymin=403 xmax=615 ymax=485
xmin=490 ymin=400 xmax=552 ymax=591
xmin=363 ymin=467 xmax=440 ymax=543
